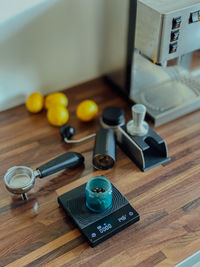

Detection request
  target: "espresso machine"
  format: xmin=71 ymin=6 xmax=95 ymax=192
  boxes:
xmin=104 ymin=0 xmax=200 ymax=126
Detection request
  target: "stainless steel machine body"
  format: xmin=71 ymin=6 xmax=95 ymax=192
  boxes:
xmin=132 ymin=0 xmax=200 ymax=125
xmin=105 ymin=0 xmax=200 ymax=126
xmin=135 ymin=0 xmax=200 ymax=64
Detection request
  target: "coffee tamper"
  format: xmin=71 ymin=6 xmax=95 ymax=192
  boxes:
xmin=103 ymin=104 xmax=170 ymax=172
xmin=126 ymin=104 xmax=149 ymax=136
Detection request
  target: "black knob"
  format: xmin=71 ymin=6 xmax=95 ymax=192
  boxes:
xmin=102 ymin=106 xmax=125 ymax=126
xmin=60 ymin=125 xmax=75 ymax=140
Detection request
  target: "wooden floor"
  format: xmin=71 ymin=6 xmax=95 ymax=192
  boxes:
xmin=0 ymin=78 xmax=200 ymax=267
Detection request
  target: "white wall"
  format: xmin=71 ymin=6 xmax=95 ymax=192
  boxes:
xmin=0 ymin=0 xmax=128 ymax=111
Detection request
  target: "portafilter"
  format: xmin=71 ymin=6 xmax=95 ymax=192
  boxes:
xmin=4 ymin=152 xmax=84 ymax=200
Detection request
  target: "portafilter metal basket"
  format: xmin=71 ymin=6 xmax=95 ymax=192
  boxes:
xmin=4 ymin=152 xmax=84 ymax=200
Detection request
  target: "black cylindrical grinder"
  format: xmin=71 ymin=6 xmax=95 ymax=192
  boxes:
xmin=93 ymin=129 xmax=116 ymax=170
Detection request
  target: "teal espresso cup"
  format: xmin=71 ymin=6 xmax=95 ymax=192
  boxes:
xmin=85 ymin=176 xmax=112 ymax=213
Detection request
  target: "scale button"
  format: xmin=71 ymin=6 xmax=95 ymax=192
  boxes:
xmin=172 ymin=17 xmax=181 ymax=29
xmin=129 ymin=211 xmax=134 ymax=216
xmin=190 ymin=11 xmax=200 ymax=23
xmin=171 ymin=30 xmax=179 ymax=42
xmin=169 ymin=42 xmax=178 ymax=54
xmin=91 ymin=233 xmax=96 ymax=238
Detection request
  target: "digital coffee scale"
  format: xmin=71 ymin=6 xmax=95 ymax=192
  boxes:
xmin=58 ymin=182 xmax=140 ymax=247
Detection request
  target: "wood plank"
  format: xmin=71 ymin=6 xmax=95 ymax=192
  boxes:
xmin=0 ymin=77 xmax=200 ymax=266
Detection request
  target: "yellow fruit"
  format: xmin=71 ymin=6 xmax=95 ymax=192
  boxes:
xmin=76 ymin=100 xmax=98 ymax=122
xmin=45 ymin=92 xmax=68 ymax=109
xmin=47 ymin=106 xmax=69 ymax=126
xmin=26 ymin=92 xmax=44 ymax=113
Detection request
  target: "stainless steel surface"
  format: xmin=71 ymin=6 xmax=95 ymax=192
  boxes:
xmin=4 ymin=166 xmax=36 ymax=195
xmin=4 ymin=152 xmax=83 ymax=200
xmin=138 ymin=0 xmax=200 ymax=15
xmin=33 ymin=169 xmax=41 ymax=178
xmin=4 ymin=165 xmax=50 ymax=199
xmin=130 ymin=52 xmax=200 ymax=126
xmin=104 ymin=0 xmax=200 ymax=126
xmin=127 ymin=104 xmax=149 ymax=136
xmin=135 ymin=0 xmax=200 ymax=64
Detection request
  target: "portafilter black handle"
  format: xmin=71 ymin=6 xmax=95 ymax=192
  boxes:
xmin=36 ymin=152 xmax=84 ymax=178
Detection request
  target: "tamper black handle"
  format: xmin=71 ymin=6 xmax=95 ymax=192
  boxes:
xmin=37 ymin=152 xmax=84 ymax=178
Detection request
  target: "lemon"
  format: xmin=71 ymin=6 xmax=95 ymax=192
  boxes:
xmin=76 ymin=100 xmax=98 ymax=122
xmin=26 ymin=92 xmax=44 ymax=113
xmin=45 ymin=92 xmax=68 ymax=109
xmin=47 ymin=106 xmax=69 ymax=126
